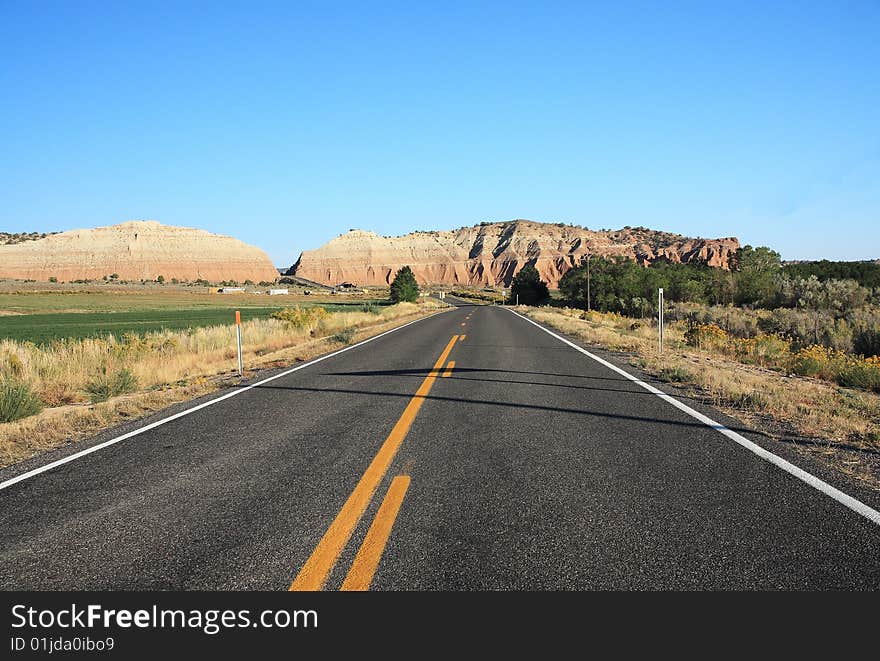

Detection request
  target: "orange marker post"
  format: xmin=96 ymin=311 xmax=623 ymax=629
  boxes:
xmin=235 ymin=310 xmax=243 ymax=376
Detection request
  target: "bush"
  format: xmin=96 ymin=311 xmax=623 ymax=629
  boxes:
xmin=331 ymin=328 xmax=356 ymax=344
xmin=5 ymin=352 xmax=24 ymax=377
xmin=758 ymin=308 xmax=854 ymax=352
xmin=684 ymin=323 xmax=730 ymax=352
xmin=788 ymin=345 xmax=849 ymax=381
xmin=390 ymin=266 xmax=419 ymax=303
xmin=734 ymin=334 xmax=791 ymax=366
xmin=271 ymin=306 xmax=328 ymax=330
xmin=836 ymin=359 xmax=880 ymax=393
xmin=360 ymin=302 xmax=380 ymax=314
xmin=854 ymin=329 xmax=880 ymax=358
xmin=658 ymin=366 xmax=694 ymax=383
xmin=0 ymin=379 xmax=44 ymax=422
xmin=85 ymin=367 xmax=139 ymax=403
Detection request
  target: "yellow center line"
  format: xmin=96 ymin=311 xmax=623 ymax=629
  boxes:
xmin=289 ymin=335 xmax=459 ymax=591
xmin=340 ymin=475 xmax=411 ymax=591
xmin=441 ymin=360 xmax=455 ymax=377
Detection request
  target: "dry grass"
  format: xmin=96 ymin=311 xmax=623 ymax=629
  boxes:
xmin=0 ymin=300 xmax=446 ymax=468
xmin=522 ymin=306 xmax=880 ymax=490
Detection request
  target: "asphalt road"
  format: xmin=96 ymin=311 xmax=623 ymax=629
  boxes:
xmin=1 ymin=301 xmax=878 ymax=590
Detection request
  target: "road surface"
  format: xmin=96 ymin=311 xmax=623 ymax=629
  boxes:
xmin=1 ymin=301 xmax=878 ymax=589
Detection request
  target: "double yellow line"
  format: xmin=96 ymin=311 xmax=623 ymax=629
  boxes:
xmin=290 ymin=334 xmax=460 ymax=591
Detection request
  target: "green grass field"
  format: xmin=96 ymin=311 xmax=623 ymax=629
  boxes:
xmin=0 ymin=289 xmax=373 ymax=314
xmin=0 ymin=292 xmax=390 ymax=344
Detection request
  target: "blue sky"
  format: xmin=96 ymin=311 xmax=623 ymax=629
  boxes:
xmin=1 ymin=1 xmax=878 ymax=266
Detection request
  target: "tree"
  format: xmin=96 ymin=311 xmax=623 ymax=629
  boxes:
xmin=390 ymin=265 xmax=419 ymax=302
xmin=731 ymin=245 xmax=781 ymax=307
xmin=156 ymin=275 xmax=165 ymax=284
xmin=510 ymin=265 xmax=549 ymax=305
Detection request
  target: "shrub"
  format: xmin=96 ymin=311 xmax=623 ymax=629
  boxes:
xmin=789 ymin=345 xmax=843 ymax=379
xmin=854 ymin=329 xmax=880 ymax=358
xmin=48 ymin=276 xmax=57 ymax=283
xmin=658 ymin=366 xmax=693 ymax=383
xmin=836 ymin=358 xmax=880 ymax=393
xmin=271 ymin=306 xmax=328 ymax=330
xmin=5 ymin=352 xmax=24 ymax=377
xmin=331 ymin=328 xmax=356 ymax=344
xmin=684 ymin=323 xmax=730 ymax=352
xmin=734 ymin=333 xmax=791 ymax=366
xmin=85 ymin=367 xmax=139 ymax=403
xmin=360 ymin=302 xmax=380 ymax=314
xmin=0 ymin=379 xmax=44 ymax=422
xmin=756 ymin=308 xmax=853 ymax=351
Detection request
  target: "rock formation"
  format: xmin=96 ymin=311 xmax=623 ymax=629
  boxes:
xmin=0 ymin=221 xmax=279 ymax=283
xmin=290 ymin=220 xmax=740 ymax=288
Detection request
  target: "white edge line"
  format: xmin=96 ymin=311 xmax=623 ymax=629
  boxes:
xmin=506 ymin=308 xmax=880 ymax=527
xmin=0 ymin=309 xmax=450 ymax=492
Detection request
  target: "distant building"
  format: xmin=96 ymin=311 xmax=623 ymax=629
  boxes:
xmin=267 ymin=288 xmax=289 ymax=295
xmin=219 ymin=287 xmax=246 ymax=293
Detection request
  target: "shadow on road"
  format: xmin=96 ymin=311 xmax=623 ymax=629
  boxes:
xmin=241 ymin=379 xmax=755 ymax=436
xmin=324 ymin=366 xmax=681 ymax=399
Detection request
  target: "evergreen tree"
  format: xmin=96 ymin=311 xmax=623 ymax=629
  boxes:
xmin=510 ymin=265 xmax=550 ymax=305
xmin=390 ymin=265 xmax=419 ymax=303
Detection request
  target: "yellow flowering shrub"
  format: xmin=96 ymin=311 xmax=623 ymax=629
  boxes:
xmin=684 ymin=323 xmax=731 ymax=352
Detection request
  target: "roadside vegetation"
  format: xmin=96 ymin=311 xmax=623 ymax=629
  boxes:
xmin=450 ymin=289 xmax=497 ymax=303
xmin=0 ymin=299 xmax=444 ymax=467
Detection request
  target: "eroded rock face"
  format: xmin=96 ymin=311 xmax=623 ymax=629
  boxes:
xmin=291 ymin=220 xmax=740 ymax=288
xmin=0 ymin=220 xmax=279 ymax=283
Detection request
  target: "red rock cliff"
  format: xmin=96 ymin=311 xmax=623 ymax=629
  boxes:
xmin=291 ymin=220 xmax=739 ymax=288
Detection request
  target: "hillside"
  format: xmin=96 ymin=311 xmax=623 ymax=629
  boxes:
xmin=290 ymin=220 xmax=739 ymax=288
xmin=0 ymin=221 xmax=279 ymax=283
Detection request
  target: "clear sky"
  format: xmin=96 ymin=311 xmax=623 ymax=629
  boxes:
xmin=1 ymin=1 xmax=878 ymax=267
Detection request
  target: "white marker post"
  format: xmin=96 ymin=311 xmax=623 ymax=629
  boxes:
xmin=235 ymin=310 xmax=243 ymax=376
xmin=658 ymin=288 xmax=664 ymax=354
